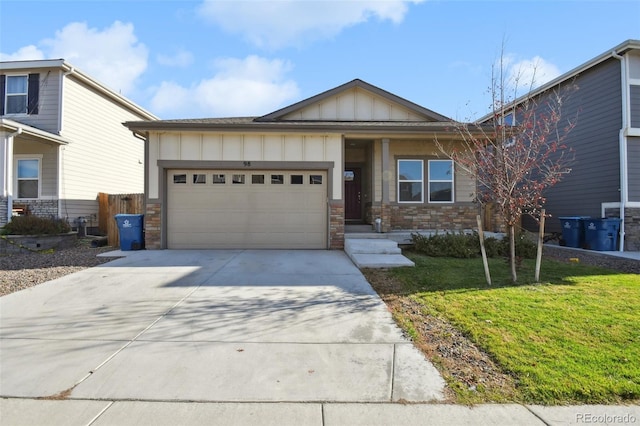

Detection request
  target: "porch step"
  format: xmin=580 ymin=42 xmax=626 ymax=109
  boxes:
xmin=344 ymin=238 xmax=415 ymax=269
xmin=345 ymin=239 xmax=402 ymax=254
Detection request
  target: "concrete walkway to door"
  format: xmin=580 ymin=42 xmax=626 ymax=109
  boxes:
xmin=0 ymin=250 xmax=444 ymax=404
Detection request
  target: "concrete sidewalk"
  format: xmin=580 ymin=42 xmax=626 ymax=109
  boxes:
xmin=1 ymin=399 xmax=639 ymax=425
xmin=1 ymin=249 xmax=637 ymax=425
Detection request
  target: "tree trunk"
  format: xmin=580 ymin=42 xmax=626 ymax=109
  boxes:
xmin=509 ymin=224 xmax=517 ymax=282
xmin=535 ymin=209 xmax=546 ymax=282
xmin=476 ymin=215 xmax=492 ymax=286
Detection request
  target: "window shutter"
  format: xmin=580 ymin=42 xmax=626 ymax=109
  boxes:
xmin=0 ymin=75 xmax=5 ymax=116
xmin=28 ymin=73 xmax=39 ymax=115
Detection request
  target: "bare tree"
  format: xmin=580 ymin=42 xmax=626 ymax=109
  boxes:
xmin=439 ymin=50 xmax=577 ymax=282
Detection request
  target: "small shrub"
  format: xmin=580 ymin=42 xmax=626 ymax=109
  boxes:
xmin=1 ymin=216 xmax=71 ymax=235
xmin=411 ymin=231 xmax=537 ymax=259
xmin=412 ymin=231 xmax=479 ymax=258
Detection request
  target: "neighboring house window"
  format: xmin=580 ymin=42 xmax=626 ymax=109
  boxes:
xmin=1 ymin=73 xmax=39 ymax=115
xmin=398 ymin=159 xmax=423 ymax=203
xmin=16 ymin=157 xmax=41 ymax=199
xmin=428 ymin=160 xmax=454 ymax=203
xmin=5 ymin=75 xmax=28 ymax=114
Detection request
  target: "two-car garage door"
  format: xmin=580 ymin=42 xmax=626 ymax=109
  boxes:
xmin=167 ymin=170 xmax=327 ymax=249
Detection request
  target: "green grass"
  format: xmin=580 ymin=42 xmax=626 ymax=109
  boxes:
xmin=390 ymin=253 xmax=640 ymax=404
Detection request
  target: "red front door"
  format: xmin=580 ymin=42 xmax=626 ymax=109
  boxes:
xmin=345 ymin=168 xmax=362 ymax=220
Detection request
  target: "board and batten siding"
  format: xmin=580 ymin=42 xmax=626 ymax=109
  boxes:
xmin=629 ymin=137 xmax=640 ymax=202
xmin=59 ymin=76 xmax=146 ymax=220
xmin=148 ymin=132 xmax=343 ymax=200
xmin=536 ymin=58 xmax=623 ymax=232
xmin=1 ymin=68 xmax=62 ymax=134
xmin=282 ymin=87 xmax=426 ymax=121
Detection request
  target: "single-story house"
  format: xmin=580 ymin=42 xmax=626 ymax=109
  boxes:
xmin=124 ymin=79 xmax=481 ymax=250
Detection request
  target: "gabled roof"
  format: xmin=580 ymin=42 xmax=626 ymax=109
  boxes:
xmin=124 ymin=79 xmax=464 ymax=134
xmin=257 ymin=78 xmax=452 ymax=122
xmin=478 ymin=39 xmax=640 ymax=123
xmin=0 ymin=59 xmax=158 ymax=121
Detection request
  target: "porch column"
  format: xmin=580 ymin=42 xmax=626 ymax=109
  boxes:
xmin=1 ymin=132 xmax=16 ymax=224
xmin=381 ymin=138 xmax=391 ymax=232
xmin=381 ymin=138 xmax=390 ymax=203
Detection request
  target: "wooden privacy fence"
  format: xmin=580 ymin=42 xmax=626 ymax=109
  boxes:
xmin=98 ymin=193 xmax=144 ymax=247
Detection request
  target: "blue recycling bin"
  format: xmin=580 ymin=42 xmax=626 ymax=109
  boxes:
xmin=559 ymin=216 xmax=589 ymax=248
xmin=583 ymin=218 xmax=621 ymax=251
xmin=114 ymin=214 xmax=144 ymax=251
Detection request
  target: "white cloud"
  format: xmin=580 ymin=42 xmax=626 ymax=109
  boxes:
xmin=1 ymin=21 xmax=148 ymax=96
xmin=150 ymin=55 xmax=300 ymax=118
xmin=0 ymin=45 xmax=45 ymax=61
xmin=198 ymin=0 xmax=424 ymax=48
xmin=505 ymin=55 xmax=561 ymax=94
xmin=157 ymin=49 xmax=194 ymax=68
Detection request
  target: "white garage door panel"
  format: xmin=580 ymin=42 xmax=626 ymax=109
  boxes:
xmin=167 ymin=170 xmax=327 ymax=249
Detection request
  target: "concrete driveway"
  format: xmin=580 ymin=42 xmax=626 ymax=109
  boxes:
xmin=0 ymin=250 xmax=444 ymax=403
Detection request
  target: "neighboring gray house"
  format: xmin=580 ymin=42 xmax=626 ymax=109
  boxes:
xmin=0 ymin=60 xmax=157 ymax=230
xmin=481 ymin=39 xmax=640 ymax=251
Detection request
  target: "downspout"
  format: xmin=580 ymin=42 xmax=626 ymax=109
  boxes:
xmin=58 ymin=66 xmax=74 ymax=219
xmin=4 ymin=127 xmax=22 ymax=224
xmin=612 ymin=50 xmax=627 ymax=252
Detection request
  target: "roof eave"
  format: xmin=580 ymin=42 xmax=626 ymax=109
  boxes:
xmin=123 ymin=120 xmax=489 ymax=135
xmin=1 ymin=59 xmax=159 ymax=121
xmin=1 ymin=118 xmax=70 ymax=145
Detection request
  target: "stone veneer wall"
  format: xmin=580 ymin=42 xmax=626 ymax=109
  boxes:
xmin=0 ymin=197 xmax=7 ymax=227
xmin=604 ymin=207 xmax=640 ymax=251
xmin=16 ymin=200 xmax=59 ymax=219
xmin=329 ymin=200 xmax=345 ymax=249
xmin=369 ymin=203 xmax=479 ymax=232
xmin=144 ymin=202 xmax=161 ymax=249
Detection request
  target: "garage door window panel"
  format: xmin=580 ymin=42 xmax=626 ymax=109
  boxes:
xmin=173 ymin=174 xmax=187 ymax=184
xmin=252 ymin=174 xmax=265 ymax=184
xmin=310 ymin=175 xmax=323 ymax=184
xmin=291 ymin=174 xmax=303 ymax=184
xmin=271 ymin=174 xmax=283 ymax=184
xmin=193 ymin=174 xmax=206 ymax=184
xmin=212 ymin=174 xmax=226 ymax=184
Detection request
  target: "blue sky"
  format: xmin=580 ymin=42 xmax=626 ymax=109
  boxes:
xmin=1 ymin=0 xmax=639 ymax=120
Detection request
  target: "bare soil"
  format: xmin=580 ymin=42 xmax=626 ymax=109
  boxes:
xmin=362 ymin=268 xmax=519 ymax=403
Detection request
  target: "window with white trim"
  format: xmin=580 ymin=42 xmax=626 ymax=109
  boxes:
xmin=397 ymin=159 xmax=423 ymax=203
xmin=428 ymin=160 xmax=454 ymax=203
xmin=5 ymin=75 xmax=28 ymax=114
xmin=16 ymin=157 xmax=41 ymax=199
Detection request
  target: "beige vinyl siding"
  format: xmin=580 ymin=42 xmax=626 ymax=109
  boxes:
xmin=12 ymin=138 xmax=58 ymax=198
xmin=3 ymin=69 xmax=62 ymax=134
xmin=373 ymin=139 xmax=475 ymax=203
xmin=282 ymin=87 xmax=425 ymax=121
xmin=148 ymin=132 xmax=343 ymax=200
xmin=59 ymin=76 xmax=146 ymax=220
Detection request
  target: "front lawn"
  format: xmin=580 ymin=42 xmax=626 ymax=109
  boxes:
xmin=364 ymin=254 xmax=640 ymax=405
